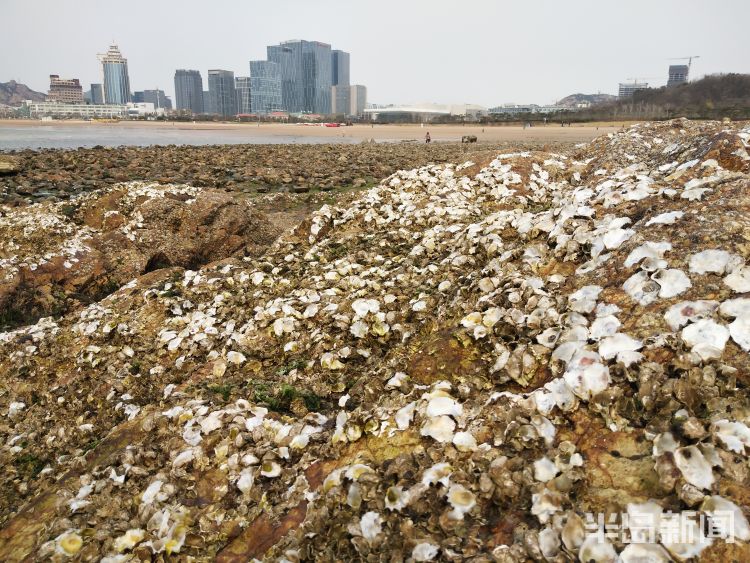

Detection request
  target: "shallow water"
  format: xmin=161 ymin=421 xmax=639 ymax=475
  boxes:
xmin=0 ymin=124 xmax=361 ymax=150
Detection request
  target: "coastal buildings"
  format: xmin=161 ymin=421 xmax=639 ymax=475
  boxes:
xmin=23 ymin=100 xmax=127 ymax=119
xmin=174 ymin=69 xmax=204 ymax=114
xmin=47 ymin=75 xmax=83 ymax=104
xmin=207 ymin=69 xmax=236 ymax=117
xmin=235 ymin=76 xmax=252 ymax=114
xmin=350 ymin=85 xmax=367 ymax=116
xmin=331 ymin=50 xmax=351 ymax=116
xmin=365 ymin=102 xmax=485 ymax=121
xmin=331 ymin=50 xmax=350 ymax=88
xmin=133 ymin=89 xmax=172 ymax=110
xmin=488 ymin=103 xmax=565 ymax=115
xmin=249 ymin=61 xmax=283 ymax=115
xmin=267 ymin=40 xmax=332 ymax=114
xmin=98 ymin=45 xmax=132 ymax=104
xmin=618 ymin=82 xmax=649 ymax=98
xmin=89 ymin=84 xmax=104 ymax=105
xmin=667 ymin=64 xmax=689 ymax=87
xmin=331 ymin=85 xmax=350 ymax=115
xmin=203 ymin=90 xmax=213 ymax=114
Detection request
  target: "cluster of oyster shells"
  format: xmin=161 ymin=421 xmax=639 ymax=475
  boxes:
xmin=1 ymin=119 xmax=750 ymax=561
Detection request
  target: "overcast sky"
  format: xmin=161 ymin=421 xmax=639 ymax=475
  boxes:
xmin=2 ymin=0 xmax=748 ymax=106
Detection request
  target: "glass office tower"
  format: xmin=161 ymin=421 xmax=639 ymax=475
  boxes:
xmin=207 ymin=69 xmax=236 ymax=118
xmin=249 ymin=61 xmax=283 ymax=114
xmin=267 ymin=40 xmax=332 ymax=114
xmin=174 ymin=70 xmax=204 ymax=114
xmin=235 ymin=76 xmax=252 ymax=114
xmin=98 ymin=45 xmax=131 ymax=105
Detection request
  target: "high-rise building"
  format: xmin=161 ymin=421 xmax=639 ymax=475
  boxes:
xmin=134 ymin=89 xmax=172 ymax=110
xmin=203 ymin=90 xmax=213 ymax=114
xmin=98 ymin=45 xmax=132 ymax=105
xmin=267 ymin=40 xmax=332 ymax=114
xmin=350 ymin=84 xmax=367 ymax=116
xmin=618 ymin=82 xmax=649 ymax=98
xmin=331 ymin=85 xmax=351 ymax=115
xmin=47 ymin=75 xmax=84 ymax=104
xmin=90 ymin=84 xmax=104 ymax=105
xmin=249 ymin=60 xmax=283 ymax=115
xmin=331 ymin=50 xmax=350 ymax=87
xmin=667 ymin=65 xmax=689 ymax=87
xmin=174 ymin=70 xmax=204 ymax=114
xmin=235 ymin=77 xmax=252 ymax=114
xmin=208 ymin=69 xmax=236 ymax=117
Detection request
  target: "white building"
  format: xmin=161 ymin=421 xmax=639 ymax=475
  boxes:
xmin=126 ymin=102 xmax=164 ymax=117
xmin=350 ymin=85 xmax=367 ymax=117
xmin=23 ymin=100 xmax=127 ymax=119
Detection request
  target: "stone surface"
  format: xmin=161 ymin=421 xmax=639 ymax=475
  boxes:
xmin=0 ymin=120 xmax=749 ymax=561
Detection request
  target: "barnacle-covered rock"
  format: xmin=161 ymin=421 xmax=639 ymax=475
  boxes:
xmin=1 ymin=120 xmax=750 ymax=562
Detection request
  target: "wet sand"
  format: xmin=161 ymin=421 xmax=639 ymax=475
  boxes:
xmin=0 ymin=119 xmax=627 ymax=144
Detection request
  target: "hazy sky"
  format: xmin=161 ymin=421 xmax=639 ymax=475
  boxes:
xmin=2 ymin=0 xmax=748 ymax=106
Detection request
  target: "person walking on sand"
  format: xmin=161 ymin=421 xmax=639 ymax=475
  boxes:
xmin=425 ymin=131 xmax=431 ymax=144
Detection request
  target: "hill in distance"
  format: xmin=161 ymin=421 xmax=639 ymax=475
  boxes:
xmin=557 ymin=92 xmax=617 ymax=107
xmin=569 ymin=73 xmax=750 ymax=120
xmin=0 ymin=80 xmax=46 ymax=107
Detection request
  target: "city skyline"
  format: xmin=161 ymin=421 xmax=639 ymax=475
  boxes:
xmin=2 ymin=0 xmax=749 ymax=107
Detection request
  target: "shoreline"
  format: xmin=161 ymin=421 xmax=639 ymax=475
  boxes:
xmin=0 ymin=119 xmax=628 ymax=144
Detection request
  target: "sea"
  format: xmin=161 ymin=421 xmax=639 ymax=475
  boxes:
xmin=0 ymin=123 xmax=362 ymax=150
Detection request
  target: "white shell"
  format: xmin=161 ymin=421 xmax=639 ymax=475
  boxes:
xmin=729 ymin=315 xmax=750 ymax=351
xmin=113 ymin=529 xmax=146 ymax=553
xmin=624 ymin=241 xmax=672 ymax=268
xmin=664 ymin=300 xmax=719 ymax=331
xmin=538 ymin=527 xmax=560 ymax=558
xmin=226 ymin=351 xmax=246 ymax=365
xmin=562 ymin=351 xmax=611 ymax=400
xmin=712 ymin=420 xmax=750 ymax=454
xmin=359 ymin=511 xmax=382 ymax=541
xmin=720 ymin=297 xmax=750 ymax=318
xmin=237 ymin=468 xmax=254 ymax=494
xmin=452 ymin=431 xmax=477 ymax=452
xmin=673 ymin=445 xmax=714 ymax=490
xmin=568 ymin=285 xmax=602 ymax=314
xmin=422 ymin=462 xmax=452 ymax=487
xmin=578 ymin=535 xmax=617 ymax=563
xmin=681 ymin=319 xmax=730 ymax=361
xmin=412 ymin=542 xmax=439 ymax=561
xmin=626 ymin=501 xmax=662 ymax=543
xmin=660 ymin=513 xmax=712 ymax=560
xmin=724 ymin=266 xmax=750 ymax=293
xmin=425 ymin=395 xmax=463 ymax=418
xmin=701 ymin=495 xmax=750 ymax=542
xmin=623 ymin=271 xmax=659 ymax=305
xmin=533 ymin=456 xmax=559 ymax=482
xmin=420 ymin=415 xmax=455 ymax=443
xmin=689 ymin=249 xmax=740 ymax=275
xmin=619 ymin=543 xmax=671 ymax=563
xmin=598 ymin=333 xmax=642 ymax=363
xmin=646 ymin=210 xmax=684 ymax=225
xmin=446 ymin=484 xmax=476 ymax=520
xmin=651 ymin=268 xmax=692 ymax=299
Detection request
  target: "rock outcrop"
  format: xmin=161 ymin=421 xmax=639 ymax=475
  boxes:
xmin=1 ymin=120 xmax=750 ymax=561
xmin=0 ymin=155 xmax=21 ymax=176
xmin=0 ymin=142 xmax=560 ymax=205
xmin=0 ymin=182 xmax=279 ymax=328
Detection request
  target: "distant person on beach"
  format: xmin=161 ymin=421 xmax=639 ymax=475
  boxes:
xmin=425 ymin=132 xmax=431 ymax=144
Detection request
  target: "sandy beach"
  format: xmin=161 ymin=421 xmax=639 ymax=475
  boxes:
xmin=0 ymin=119 xmax=629 ymax=144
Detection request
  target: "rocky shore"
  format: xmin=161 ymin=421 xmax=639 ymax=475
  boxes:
xmin=0 ymin=141 xmax=572 ymax=206
xmin=1 ymin=121 xmax=750 ymax=561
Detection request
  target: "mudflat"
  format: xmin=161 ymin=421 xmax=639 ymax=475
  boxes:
xmin=0 ymin=119 xmax=627 ymax=143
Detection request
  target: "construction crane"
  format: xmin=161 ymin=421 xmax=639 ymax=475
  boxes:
xmin=625 ymin=77 xmax=661 ymax=84
xmin=669 ymin=56 xmax=701 ymax=72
